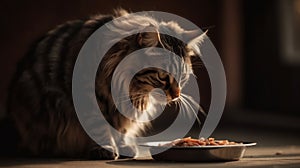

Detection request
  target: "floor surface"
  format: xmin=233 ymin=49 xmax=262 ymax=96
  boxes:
xmin=1 ymin=112 xmax=300 ymax=168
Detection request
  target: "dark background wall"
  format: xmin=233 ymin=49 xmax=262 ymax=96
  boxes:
xmin=0 ymin=0 xmax=299 ymax=127
xmin=0 ymin=0 xmax=222 ymax=119
xmin=244 ymin=0 xmax=300 ymax=116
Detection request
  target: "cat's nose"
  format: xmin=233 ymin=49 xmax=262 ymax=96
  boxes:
xmin=171 ymin=87 xmax=181 ymax=99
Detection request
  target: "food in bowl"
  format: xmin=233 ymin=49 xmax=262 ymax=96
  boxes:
xmin=161 ymin=137 xmax=242 ymax=147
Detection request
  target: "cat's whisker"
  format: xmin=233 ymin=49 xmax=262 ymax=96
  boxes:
xmin=182 ymin=94 xmax=204 ymax=119
xmin=178 ymin=97 xmax=192 ymax=120
xmin=178 ymin=95 xmax=201 ymax=125
xmin=173 ymin=100 xmax=180 ymax=112
xmin=178 ymin=98 xmax=188 ymax=119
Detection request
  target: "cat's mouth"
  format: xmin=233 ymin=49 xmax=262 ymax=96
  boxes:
xmin=166 ymin=87 xmax=181 ymax=102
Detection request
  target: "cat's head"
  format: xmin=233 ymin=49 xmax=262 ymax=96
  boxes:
xmin=101 ymin=9 xmax=207 ymax=113
xmin=128 ymin=31 xmax=206 ymax=111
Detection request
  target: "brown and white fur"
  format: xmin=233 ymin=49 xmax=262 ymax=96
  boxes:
xmin=7 ymin=9 xmax=206 ymax=159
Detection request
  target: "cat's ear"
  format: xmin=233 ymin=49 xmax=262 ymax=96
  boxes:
xmin=185 ymin=30 xmax=208 ymax=55
xmin=137 ymin=27 xmax=159 ymax=47
xmin=113 ymin=8 xmax=129 ymax=17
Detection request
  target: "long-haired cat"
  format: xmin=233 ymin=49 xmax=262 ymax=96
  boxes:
xmin=7 ymin=9 xmax=206 ymax=159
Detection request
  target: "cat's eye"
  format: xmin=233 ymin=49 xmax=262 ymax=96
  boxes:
xmin=157 ymin=72 xmax=169 ymax=81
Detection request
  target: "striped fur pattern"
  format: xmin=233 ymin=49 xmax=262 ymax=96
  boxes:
xmin=8 ymin=9 xmax=206 ymax=159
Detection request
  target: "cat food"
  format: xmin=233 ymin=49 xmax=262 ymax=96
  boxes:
xmin=163 ymin=137 xmax=242 ymax=147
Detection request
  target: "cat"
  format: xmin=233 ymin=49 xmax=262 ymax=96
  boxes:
xmin=7 ymin=9 xmax=207 ymax=159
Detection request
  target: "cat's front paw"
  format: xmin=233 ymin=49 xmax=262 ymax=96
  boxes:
xmin=118 ymin=145 xmax=137 ymax=159
xmin=89 ymin=146 xmax=117 ymax=160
